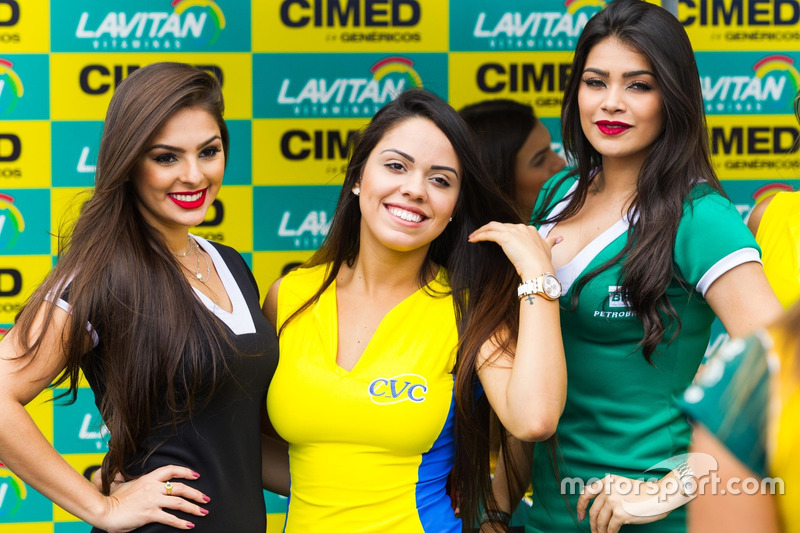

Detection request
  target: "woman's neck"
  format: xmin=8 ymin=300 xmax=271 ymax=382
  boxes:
xmin=339 ymin=244 xmax=433 ymax=297
xmin=596 ymin=155 xmax=642 ymax=196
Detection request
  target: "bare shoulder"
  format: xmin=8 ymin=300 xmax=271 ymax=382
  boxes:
xmin=746 ymin=195 xmax=775 ymax=237
xmin=262 ymin=277 xmax=284 ymax=330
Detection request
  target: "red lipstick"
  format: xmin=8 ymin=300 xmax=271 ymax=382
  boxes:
xmin=596 ymin=121 xmax=631 ymax=135
xmin=168 ymin=188 xmax=207 ymax=209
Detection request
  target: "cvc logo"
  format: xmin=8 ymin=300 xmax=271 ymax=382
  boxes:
xmin=0 ymin=58 xmax=23 ymax=114
xmin=368 ymin=374 xmax=428 ymax=405
xmin=0 ymin=192 xmax=24 ymax=249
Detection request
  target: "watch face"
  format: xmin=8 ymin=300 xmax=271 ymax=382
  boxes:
xmin=543 ymin=274 xmax=561 ymax=299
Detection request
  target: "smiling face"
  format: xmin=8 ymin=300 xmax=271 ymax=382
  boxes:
xmin=513 ymin=121 xmax=566 ymax=217
xmin=578 ymin=37 xmax=664 ymax=170
xmin=356 ymin=116 xmax=461 ymax=256
xmin=131 ymin=106 xmax=224 ymax=243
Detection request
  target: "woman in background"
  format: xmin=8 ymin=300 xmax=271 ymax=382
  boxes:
xmin=460 ymin=99 xmax=566 ymax=221
xmin=0 ymin=62 xmax=282 ymax=532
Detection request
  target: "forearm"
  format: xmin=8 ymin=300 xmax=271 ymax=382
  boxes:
xmin=482 ymin=438 xmax=532 ymax=532
xmin=261 ymin=434 xmax=290 ymax=496
xmin=0 ymin=400 xmax=107 ymax=524
xmin=499 ymin=298 xmax=566 ymax=441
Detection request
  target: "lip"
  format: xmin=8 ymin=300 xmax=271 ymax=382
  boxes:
xmin=596 ymin=121 xmax=632 ymax=135
xmin=168 ymin=188 xmax=207 ymax=209
xmin=384 ymin=203 xmax=428 ymax=225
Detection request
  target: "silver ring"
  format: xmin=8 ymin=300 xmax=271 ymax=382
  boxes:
xmin=164 ymin=481 xmax=173 ymax=495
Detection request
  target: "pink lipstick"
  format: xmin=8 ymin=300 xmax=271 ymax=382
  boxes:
xmin=168 ymin=188 xmax=207 ymax=209
xmin=596 ymin=121 xmax=631 ymax=135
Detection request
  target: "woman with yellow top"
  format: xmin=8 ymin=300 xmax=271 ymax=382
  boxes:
xmin=680 ymin=301 xmax=800 ymax=532
xmin=262 ymin=89 xmax=567 ymax=532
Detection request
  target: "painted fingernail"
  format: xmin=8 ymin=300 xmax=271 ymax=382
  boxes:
xmin=186 ymin=523 xmax=195 ymax=529
xmin=555 ymin=236 xmax=564 ymax=244
xmin=200 ymin=508 xmax=209 ymax=515
xmin=203 ymin=495 xmax=210 ymax=502
xmin=192 ymin=471 xmax=200 ymax=478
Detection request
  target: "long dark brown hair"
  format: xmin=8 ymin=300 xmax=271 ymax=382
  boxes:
xmin=533 ymin=0 xmax=723 ymax=361
xmin=280 ymin=89 xmax=524 ymax=528
xmin=13 ymin=62 xmax=233 ymax=492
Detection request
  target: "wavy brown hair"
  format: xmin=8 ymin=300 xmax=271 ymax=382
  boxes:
xmin=13 ymin=62 xmax=233 ymax=493
xmin=533 ymin=0 xmax=724 ymax=361
xmin=280 ymin=89 xmax=526 ymax=528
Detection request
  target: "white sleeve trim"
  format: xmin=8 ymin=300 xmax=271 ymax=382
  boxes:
xmin=696 ymin=248 xmax=762 ymax=297
xmin=44 ymin=288 xmax=100 ymax=348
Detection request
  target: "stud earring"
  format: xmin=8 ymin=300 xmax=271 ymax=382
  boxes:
xmin=353 ymin=187 xmax=360 ymax=196
xmin=449 ymin=217 xmax=453 ymax=222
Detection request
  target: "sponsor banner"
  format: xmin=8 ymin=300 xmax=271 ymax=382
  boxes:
xmin=0 ymin=480 xmax=53 ymax=525
xmin=449 ymin=52 xmax=572 ymax=118
xmin=698 ymin=52 xmax=800 ymax=115
xmin=191 ymin=185 xmax=252 ymax=252
xmin=0 ymin=54 xmax=49 ymax=120
xmin=256 ymin=0 xmax=447 ymax=52
xmin=450 ymin=0 xmax=605 ymax=52
xmin=679 ymin=0 xmax=800 ymax=51
xmin=53 ymin=389 xmax=108 ymax=454
xmin=51 ymin=119 xmax=250 ymax=187
xmin=50 ymin=53 xmax=251 ymax=120
xmin=719 ymin=178 xmax=800 ymax=219
xmin=54 ymin=453 xmax=105 ymax=524
xmin=253 ymin=53 xmax=448 ymax=119
xmin=253 ymin=118 xmax=367 ymax=185
xmin=0 ymin=121 xmax=50 ymax=189
xmin=0 ymin=189 xmax=50 ymax=256
xmin=224 ymin=120 xmax=252 ymax=186
xmin=0 ymin=0 xmax=49 ymax=53
xmin=51 ymin=121 xmax=103 ymax=188
xmin=51 ymin=0 xmax=249 ymax=53
xmin=50 ymin=187 xmax=90 ymax=255
xmin=709 ymin=115 xmax=800 ymax=180
xmin=0 ymin=324 xmax=8 ymax=339
xmin=251 ymin=250 xmax=314 ymax=296
xmin=253 ymin=185 xmax=341 ymax=251
xmin=0 ymin=256 xmax=51 ymax=323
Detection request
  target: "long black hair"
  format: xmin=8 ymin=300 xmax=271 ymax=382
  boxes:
xmin=534 ymin=0 xmax=723 ymax=361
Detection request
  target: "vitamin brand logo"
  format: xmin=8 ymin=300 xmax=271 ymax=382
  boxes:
xmin=0 ymin=463 xmax=26 ymax=517
xmin=73 ymin=0 xmax=226 ymax=51
xmin=277 ymin=56 xmax=421 ymax=117
xmin=0 ymin=193 xmax=24 ymax=249
xmin=701 ymin=54 xmax=800 ymax=114
xmin=369 ymin=374 xmax=428 ymax=404
xmin=465 ymin=0 xmax=604 ymax=51
xmin=0 ymin=58 xmax=23 ymax=114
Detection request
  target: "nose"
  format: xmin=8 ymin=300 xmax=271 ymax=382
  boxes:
xmin=549 ymin=153 xmax=566 ymax=174
xmin=601 ymin=85 xmax=625 ymax=113
xmin=399 ymin=172 xmax=426 ymax=201
xmin=180 ymin=158 xmax=204 ymax=185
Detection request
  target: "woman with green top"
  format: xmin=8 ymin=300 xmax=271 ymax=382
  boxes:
xmin=483 ymin=2 xmax=782 ymax=532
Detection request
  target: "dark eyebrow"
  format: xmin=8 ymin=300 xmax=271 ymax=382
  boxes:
xmin=583 ymin=67 xmax=655 ymax=78
xmin=382 ymin=149 xmax=459 ymax=179
xmin=431 ymin=165 xmax=459 ymax=179
xmin=528 ymin=146 xmax=549 ymax=164
xmin=148 ymin=135 xmax=221 ymax=153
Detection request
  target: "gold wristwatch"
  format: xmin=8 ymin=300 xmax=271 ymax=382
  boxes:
xmin=517 ymin=273 xmax=562 ymax=301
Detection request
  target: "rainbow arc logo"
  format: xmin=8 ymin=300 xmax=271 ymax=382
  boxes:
xmin=0 ymin=193 xmax=25 ymax=249
xmin=564 ymin=0 xmax=606 ymax=15
xmin=0 ymin=59 xmax=23 ymax=115
xmin=171 ymin=0 xmax=226 ymax=45
xmin=370 ymin=57 xmax=422 ymax=88
xmin=753 ymin=55 xmax=800 ymax=98
xmin=0 ymin=463 xmax=26 ymax=518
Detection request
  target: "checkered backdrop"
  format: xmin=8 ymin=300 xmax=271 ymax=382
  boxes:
xmin=1 ymin=1 xmax=799 ymax=531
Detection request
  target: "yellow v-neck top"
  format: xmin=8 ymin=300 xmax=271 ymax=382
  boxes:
xmin=267 ymin=264 xmax=461 ymax=532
